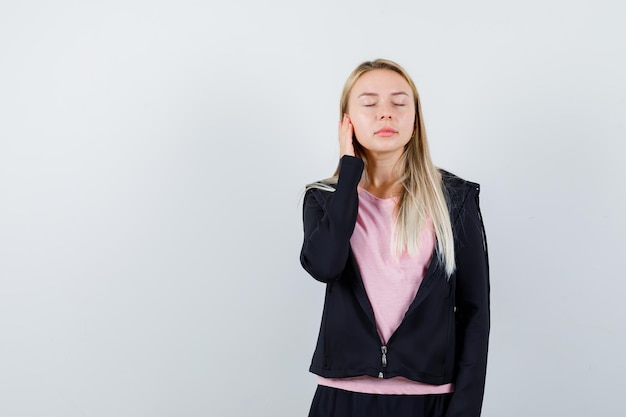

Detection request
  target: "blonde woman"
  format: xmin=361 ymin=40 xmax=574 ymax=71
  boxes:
xmin=300 ymin=59 xmax=490 ymax=417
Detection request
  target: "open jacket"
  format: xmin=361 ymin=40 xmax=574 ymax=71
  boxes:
xmin=300 ymin=156 xmax=490 ymax=417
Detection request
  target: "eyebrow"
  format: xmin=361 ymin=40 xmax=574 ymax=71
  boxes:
xmin=357 ymin=92 xmax=410 ymax=98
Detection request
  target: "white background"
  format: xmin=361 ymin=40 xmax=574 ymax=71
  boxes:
xmin=1 ymin=0 xmax=625 ymax=416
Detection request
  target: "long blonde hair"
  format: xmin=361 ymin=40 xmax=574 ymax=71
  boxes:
xmin=312 ymin=59 xmax=455 ymax=276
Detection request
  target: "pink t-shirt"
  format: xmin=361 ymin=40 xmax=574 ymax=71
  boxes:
xmin=318 ymin=187 xmax=454 ymax=395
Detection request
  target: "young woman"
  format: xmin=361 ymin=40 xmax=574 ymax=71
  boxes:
xmin=300 ymin=59 xmax=490 ymax=417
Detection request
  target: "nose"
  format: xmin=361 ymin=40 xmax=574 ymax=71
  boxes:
xmin=378 ymin=102 xmax=392 ymax=120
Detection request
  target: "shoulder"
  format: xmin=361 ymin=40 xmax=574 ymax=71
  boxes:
xmin=305 ymin=156 xmax=363 ymax=195
xmin=302 ymin=178 xmax=338 ymax=211
xmin=305 ymin=178 xmax=337 ymax=193
xmin=439 ymin=169 xmax=480 ymax=202
xmin=438 ymin=169 xmax=482 ymax=226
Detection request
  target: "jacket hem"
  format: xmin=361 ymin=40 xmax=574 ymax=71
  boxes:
xmin=310 ymin=365 xmax=454 ymax=386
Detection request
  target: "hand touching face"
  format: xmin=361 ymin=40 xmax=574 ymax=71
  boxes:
xmin=338 ymin=114 xmax=355 ymax=158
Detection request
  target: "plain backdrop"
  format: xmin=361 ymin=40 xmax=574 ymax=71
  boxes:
xmin=1 ymin=1 xmax=625 ymax=416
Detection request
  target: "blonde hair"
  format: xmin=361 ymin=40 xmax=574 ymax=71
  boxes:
xmin=314 ymin=59 xmax=456 ymax=276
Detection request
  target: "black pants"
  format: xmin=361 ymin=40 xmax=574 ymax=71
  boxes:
xmin=308 ymin=385 xmax=452 ymax=417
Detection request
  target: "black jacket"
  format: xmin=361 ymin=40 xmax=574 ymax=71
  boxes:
xmin=300 ymin=156 xmax=490 ymax=417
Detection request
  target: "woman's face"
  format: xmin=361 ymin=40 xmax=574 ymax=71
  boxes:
xmin=347 ymin=69 xmax=416 ymax=158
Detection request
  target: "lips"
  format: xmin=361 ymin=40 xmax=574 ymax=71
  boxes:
xmin=375 ymin=127 xmax=398 ymax=136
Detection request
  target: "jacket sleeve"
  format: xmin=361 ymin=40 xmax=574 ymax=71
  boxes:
xmin=446 ymin=185 xmax=490 ymax=417
xmin=300 ymin=156 xmax=364 ymax=282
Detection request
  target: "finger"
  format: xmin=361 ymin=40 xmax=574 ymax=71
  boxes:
xmin=340 ymin=114 xmax=352 ymax=139
xmin=338 ymin=115 xmax=346 ymax=139
xmin=338 ymin=114 xmax=355 ymax=157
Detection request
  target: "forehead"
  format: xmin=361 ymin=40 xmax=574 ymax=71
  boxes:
xmin=351 ymin=69 xmax=413 ymax=97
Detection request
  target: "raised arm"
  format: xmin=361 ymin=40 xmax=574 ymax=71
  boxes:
xmin=300 ymin=156 xmax=363 ymax=282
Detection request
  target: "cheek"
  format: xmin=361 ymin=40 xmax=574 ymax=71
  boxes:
xmin=351 ymin=122 xmax=369 ymax=142
xmin=400 ymin=112 xmax=416 ymax=130
xmin=348 ymin=113 xmax=370 ymax=140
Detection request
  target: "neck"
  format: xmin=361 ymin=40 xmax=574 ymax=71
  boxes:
xmin=361 ymin=150 xmax=404 ymax=199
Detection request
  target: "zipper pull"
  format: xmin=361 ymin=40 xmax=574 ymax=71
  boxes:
xmin=378 ymin=345 xmax=388 ymax=378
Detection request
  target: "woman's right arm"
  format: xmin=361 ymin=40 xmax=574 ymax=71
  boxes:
xmin=300 ymin=155 xmax=363 ymax=283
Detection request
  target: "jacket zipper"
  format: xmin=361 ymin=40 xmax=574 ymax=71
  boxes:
xmin=378 ymin=345 xmax=387 ymax=378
